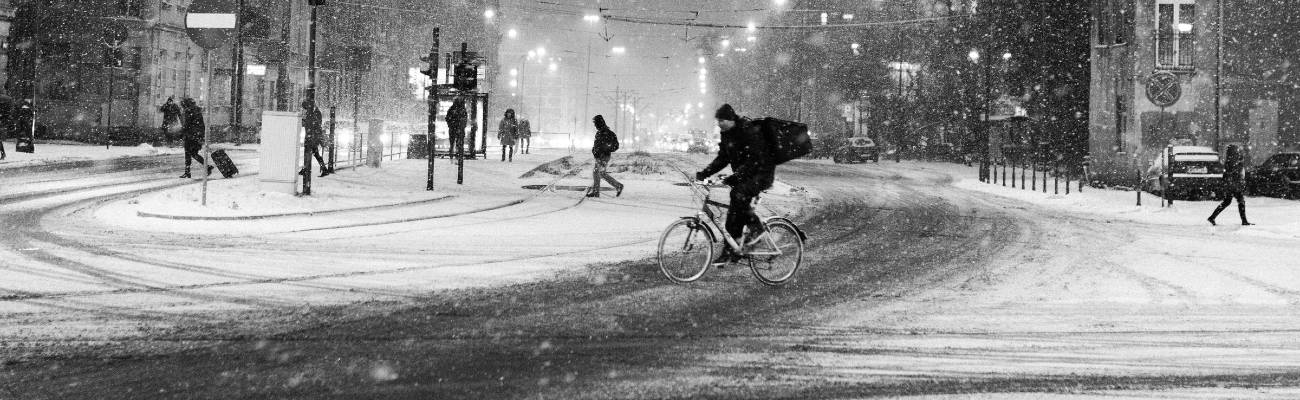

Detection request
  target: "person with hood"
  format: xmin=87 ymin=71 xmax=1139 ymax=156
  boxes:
xmin=498 ymin=108 xmax=518 ymax=162
xmin=178 ymin=98 xmax=212 ymax=178
xmin=694 ymin=104 xmax=775 ymax=265
xmin=518 ymin=117 xmax=532 ymax=154
xmin=159 ymin=96 xmax=182 ymax=146
xmin=299 ymin=100 xmax=331 ymax=177
xmin=1209 ymin=144 xmax=1253 ymax=226
xmin=588 ymin=114 xmax=624 ymax=197
xmin=446 ymin=97 xmax=469 ymax=158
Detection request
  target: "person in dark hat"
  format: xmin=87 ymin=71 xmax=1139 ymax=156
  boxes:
xmin=1209 ymin=144 xmax=1253 ymax=226
xmin=588 ymin=114 xmax=624 ymax=197
xmin=299 ymin=100 xmax=331 ymax=177
xmin=179 ymin=98 xmax=212 ymax=178
xmin=694 ymin=103 xmax=775 ymax=266
xmin=498 ymin=108 xmax=518 ymax=162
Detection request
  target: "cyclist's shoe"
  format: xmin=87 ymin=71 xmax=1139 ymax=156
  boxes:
xmin=742 ymin=230 xmax=767 ymax=249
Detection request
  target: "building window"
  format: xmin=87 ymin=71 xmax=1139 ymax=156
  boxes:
xmin=1096 ymin=0 xmax=1132 ymax=46
xmin=1156 ymin=0 xmax=1195 ymax=69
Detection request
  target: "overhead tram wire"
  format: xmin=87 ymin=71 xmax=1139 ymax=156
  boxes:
xmin=600 ymin=14 xmax=968 ymax=30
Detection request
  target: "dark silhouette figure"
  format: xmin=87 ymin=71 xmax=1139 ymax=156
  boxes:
xmin=446 ymin=97 xmax=468 ymax=159
xmin=300 ymin=100 xmax=331 ymax=177
xmin=498 ymin=108 xmax=518 ymax=162
xmin=1209 ymin=144 xmax=1252 ymax=226
xmin=518 ymin=118 xmax=532 ymax=154
xmin=695 ymin=104 xmax=776 ymax=265
xmin=159 ymin=96 xmax=182 ymax=145
xmin=179 ymin=98 xmax=212 ymax=178
xmin=587 ymin=115 xmax=623 ymax=198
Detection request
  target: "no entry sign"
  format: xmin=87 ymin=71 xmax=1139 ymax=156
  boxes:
xmin=185 ymin=0 xmax=237 ymax=49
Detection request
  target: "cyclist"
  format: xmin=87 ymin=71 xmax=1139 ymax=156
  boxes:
xmin=694 ymin=104 xmax=775 ymax=265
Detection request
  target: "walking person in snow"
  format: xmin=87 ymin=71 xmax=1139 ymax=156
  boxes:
xmin=498 ymin=108 xmax=518 ymax=162
xmin=694 ymin=104 xmax=776 ymax=265
xmin=1208 ymin=144 xmax=1253 ymax=226
xmin=446 ymin=97 xmax=468 ymax=159
xmin=299 ymin=100 xmax=331 ymax=177
xmin=518 ymin=117 xmax=532 ymax=154
xmin=159 ymin=96 xmax=182 ymax=146
xmin=587 ymin=114 xmax=624 ymax=198
xmin=179 ymin=98 xmax=212 ymax=178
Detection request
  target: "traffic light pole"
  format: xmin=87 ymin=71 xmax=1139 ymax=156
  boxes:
xmin=423 ymin=28 xmax=440 ymax=191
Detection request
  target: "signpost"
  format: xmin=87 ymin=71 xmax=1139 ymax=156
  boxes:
xmin=185 ymin=0 xmax=237 ymax=206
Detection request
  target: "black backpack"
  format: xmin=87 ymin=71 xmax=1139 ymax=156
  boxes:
xmin=754 ymin=117 xmax=812 ymax=165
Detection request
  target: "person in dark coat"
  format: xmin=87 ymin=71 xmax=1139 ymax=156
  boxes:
xmin=159 ymin=96 xmax=182 ymax=146
xmin=695 ymin=104 xmax=776 ymax=265
xmin=299 ymin=100 xmax=331 ymax=177
xmin=588 ymin=115 xmax=624 ymax=198
xmin=518 ymin=118 xmax=532 ymax=154
xmin=498 ymin=108 xmax=518 ymax=162
xmin=178 ymin=98 xmax=212 ymax=178
xmin=446 ymin=97 xmax=469 ymax=159
xmin=1209 ymin=144 xmax=1253 ymax=226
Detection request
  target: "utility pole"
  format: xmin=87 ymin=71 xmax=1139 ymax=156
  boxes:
xmin=231 ymin=0 xmax=245 ymax=145
xmin=420 ymin=28 xmax=440 ymax=191
xmin=301 ymin=0 xmax=323 ymax=196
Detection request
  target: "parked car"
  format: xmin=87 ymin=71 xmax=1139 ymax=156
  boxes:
xmin=1248 ymin=151 xmax=1300 ymax=198
xmin=832 ymin=136 xmax=879 ymax=163
xmin=1144 ymin=146 xmax=1225 ymax=200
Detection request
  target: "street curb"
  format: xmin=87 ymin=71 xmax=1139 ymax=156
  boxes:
xmin=136 ymin=194 xmax=456 ymax=221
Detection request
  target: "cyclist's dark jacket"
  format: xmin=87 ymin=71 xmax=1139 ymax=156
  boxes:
xmin=699 ymin=118 xmax=775 ymax=194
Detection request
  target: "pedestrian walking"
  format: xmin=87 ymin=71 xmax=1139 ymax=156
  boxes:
xmin=178 ymin=98 xmax=212 ymax=178
xmin=446 ymin=97 xmax=468 ymax=159
xmin=518 ymin=117 xmax=532 ymax=154
xmin=299 ymin=100 xmax=331 ymax=177
xmin=694 ymin=104 xmax=776 ymax=265
xmin=498 ymin=108 xmax=518 ymax=162
xmin=1209 ymin=144 xmax=1253 ymax=226
xmin=587 ymin=114 xmax=624 ymax=198
xmin=159 ymin=96 xmax=182 ymax=146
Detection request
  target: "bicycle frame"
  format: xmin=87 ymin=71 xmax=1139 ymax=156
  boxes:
xmin=682 ymin=175 xmax=782 ymax=257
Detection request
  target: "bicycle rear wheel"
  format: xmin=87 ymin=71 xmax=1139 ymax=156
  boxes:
xmin=749 ymin=219 xmax=803 ymax=286
xmin=657 ymin=218 xmax=714 ymax=283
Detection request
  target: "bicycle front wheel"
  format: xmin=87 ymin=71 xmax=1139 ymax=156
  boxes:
xmin=657 ymin=218 xmax=715 ymax=283
xmin=750 ymin=219 xmax=804 ymax=286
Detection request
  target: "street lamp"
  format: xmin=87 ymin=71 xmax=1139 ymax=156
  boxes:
xmin=611 ymin=46 xmax=626 ymax=54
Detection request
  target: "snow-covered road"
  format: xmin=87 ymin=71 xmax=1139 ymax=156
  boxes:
xmin=4 ymin=151 xmax=1300 ymax=398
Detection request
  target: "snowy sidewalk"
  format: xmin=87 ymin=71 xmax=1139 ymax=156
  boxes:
xmin=902 ymin=161 xmax=1300 ymax=240
xmin=0 ymin=140 xmax=219 ymax=169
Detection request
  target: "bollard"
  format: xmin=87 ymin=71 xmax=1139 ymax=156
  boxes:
xmin=1054 ymin=162 xmax=1060 ymax=195
xmin=1011 ymin=162 xmax=1017 ymax=188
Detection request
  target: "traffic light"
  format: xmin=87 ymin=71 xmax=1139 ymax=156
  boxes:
xmin=453 ymin=62 xmax=477 ymax=91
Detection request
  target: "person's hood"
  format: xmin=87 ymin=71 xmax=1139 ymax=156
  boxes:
xmin=593 ymin=115 xmax=608 ymax=130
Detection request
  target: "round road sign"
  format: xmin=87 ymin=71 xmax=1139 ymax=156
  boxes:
xmin=185 ymin=0 xmax=238 ymax=50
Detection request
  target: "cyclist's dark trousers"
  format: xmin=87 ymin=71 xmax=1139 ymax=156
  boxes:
xmin=726 ymin=188 xmax=764 ymax=242
xmin=183 ymin=140 xmax=204 ymax=168
xmin=1210 ymin=188 xmax=1248 ymax=223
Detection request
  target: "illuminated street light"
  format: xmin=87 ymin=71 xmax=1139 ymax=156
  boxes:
xmin=548 ymin=62 xmax=558 ymax=72
xmin=747 ymin=36 xmax=756 ymax=43
xmin=527 ymin=50 xmax=536 ymax=59
xmin=1002 ymin=52 xmax=1012 ymax=60
xmin=510 ymin=79 xmax=518 ymax=87
xmin=583 ymin=14 xmax=601 ymax=22
xmin=484 ymin=8 xmax=495 ymax=19
xmin=746 ymin=21 xmax=756 ymax=32
xmin=698 ymin=56 xmax=706 ymax=64
xmin=611 ymin=46 xmax=626 ymax=54
xmin=510 ymin=68 xmax=518 ymax=76
xmin=536 ymin=47 xmax=546 ymax=57
xmin=820 ymin=13 xmax=828 ymax=25
xmin=968 ymin=49 xmax=980 ymax=62
xmin=720 ymin=39 xmax=731 ymax=49
xmin=774 ymin=0 xmax=786 ymax=5
xmin=507 ymin=28 xmax=518 ymax=39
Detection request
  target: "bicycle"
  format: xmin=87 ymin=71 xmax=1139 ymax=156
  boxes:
xmin=656 ymin=173 xmax=806 ymax=286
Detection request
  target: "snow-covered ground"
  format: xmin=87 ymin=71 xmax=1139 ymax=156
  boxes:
xmin=0 ymin=140 xmax=187 ymax=169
